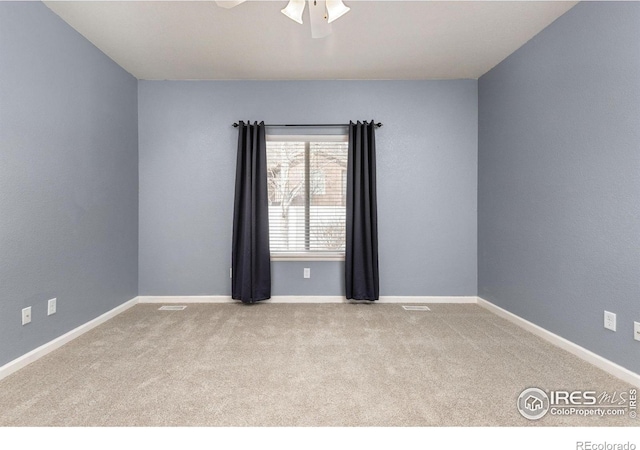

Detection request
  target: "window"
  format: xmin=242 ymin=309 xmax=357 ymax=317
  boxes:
xmin=266 ymin=135 xmax=348 ymax=260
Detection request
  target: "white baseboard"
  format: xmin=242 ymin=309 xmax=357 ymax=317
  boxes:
xmin=137 ymin=295 xmax=478 ymax=304
xmin=477 ymin=297 xmax=640 ymax=388
xmin=138 ymin=295 xmax=233 ymax=303
xmin=270 ymin=296 xmax=344 ymax=303
xmin=378 ymin=296 xmax=477 ymax=304
xmin=0 ymin=297 xmax=139 ymax=382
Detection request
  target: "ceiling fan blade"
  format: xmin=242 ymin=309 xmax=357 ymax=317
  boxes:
xmin=215 ymin=0 xmax=247 ymax=9
xmin=308 ymin=0 xmax=332 ymax=39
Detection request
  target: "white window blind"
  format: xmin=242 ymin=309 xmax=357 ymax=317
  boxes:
xmin=266 ymin=135 xmax=348 ymax=258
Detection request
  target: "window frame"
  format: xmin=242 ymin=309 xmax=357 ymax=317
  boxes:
xmin=266 ymin=133 xmax=348 ymax=262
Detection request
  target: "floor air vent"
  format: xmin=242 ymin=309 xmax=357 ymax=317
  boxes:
xmin=402 ymin=305 xmax=431 ymax=311
xmin=158 ymin=306 xmax=187 ymax=311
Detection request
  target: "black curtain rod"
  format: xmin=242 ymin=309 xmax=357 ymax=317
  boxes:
xmin=232 ymin=122 xmax=382 ymax=128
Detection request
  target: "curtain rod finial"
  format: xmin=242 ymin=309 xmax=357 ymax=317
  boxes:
xmin=233 ymin=122 xmax=239 ymax=128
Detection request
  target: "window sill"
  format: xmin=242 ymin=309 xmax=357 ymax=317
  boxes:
xmin=271 ymin=253 xmax=345 ymax=262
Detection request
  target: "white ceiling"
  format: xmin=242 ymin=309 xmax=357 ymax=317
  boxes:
xmin=43 ymin=1 xmax=578 ymax=80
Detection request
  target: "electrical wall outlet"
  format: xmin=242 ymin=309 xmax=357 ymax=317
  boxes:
xmin=634 ymin=321 xmax=640 ymax=342
xmin=304 ymin=268 xmax=311 ymax=279
xmin=22 ymin=307 xmax=32 ymax=325
xmin=47 ymin=298 xmax=57 ymax=316
xmin=230 ymin=267 xmax=232 ymax=279
xmin=604 ymin=310 xmax=616 ymax=332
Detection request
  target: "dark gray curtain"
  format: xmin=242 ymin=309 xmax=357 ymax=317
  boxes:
xmin=345 ymin=121 xmax=379 ymax=300
xmin=232 ymin=121 xmax=271 ymax=303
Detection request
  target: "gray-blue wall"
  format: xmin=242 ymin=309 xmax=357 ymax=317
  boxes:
xmin=478 ymin=2 xmax=640 ymax=374
xmin=0 ymin=2 xmax=138 ymax=366
xmin=138 ymin=80 xmax=478 ymax=296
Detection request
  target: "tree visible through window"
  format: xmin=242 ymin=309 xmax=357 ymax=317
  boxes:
xmin=266 ymin=136 xmax=348 ymax=256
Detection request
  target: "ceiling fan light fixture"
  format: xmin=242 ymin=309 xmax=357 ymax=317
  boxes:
xmin=215 ymin=0 xmax=246 ymax=9
xmin=281 ymin=0 xmax=306 ymax=25
xmin=326 ymin=0 xmax=350 ymax=24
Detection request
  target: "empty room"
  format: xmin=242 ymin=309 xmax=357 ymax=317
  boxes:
xmin=1 ymin=0 xmax=639 ymax=442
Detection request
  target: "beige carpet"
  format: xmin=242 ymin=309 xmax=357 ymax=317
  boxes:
xmin=0 ymin=303 xmax=636 ymax=426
